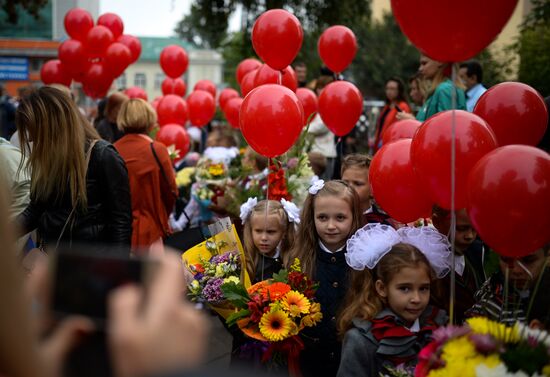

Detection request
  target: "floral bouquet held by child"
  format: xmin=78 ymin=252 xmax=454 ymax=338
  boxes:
xmin=221 ymin=259 xmax=323 ymax=376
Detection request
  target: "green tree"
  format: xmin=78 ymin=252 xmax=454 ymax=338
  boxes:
xmin=350 ymin=12 xmax=419 ymax=99
xmin=1 ymin=0 xmax=48 ymax=24
xmin=515 ymin=0 xmax=550 ymax=96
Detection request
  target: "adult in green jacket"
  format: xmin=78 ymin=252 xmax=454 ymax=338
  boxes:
xmin=416 ymin=55 xmax=466 ymax=121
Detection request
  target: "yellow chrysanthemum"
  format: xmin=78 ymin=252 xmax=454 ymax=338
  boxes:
xmin=208 ymin=163 xmax=225 ymax=177
xmin=259 ymin=310 xmax=293 ymax=341
xmin=428 ymin=337 xmax=500 ymax=377
xmin=176 ymin=167 xmax=195 ymax=187
xmin=466 ymin=317 xmax=520 ymax=342
xmin=223 ymin=276 xmax=240 ymax=284
xmin=282 ymin=291 xmax=311 ymax=317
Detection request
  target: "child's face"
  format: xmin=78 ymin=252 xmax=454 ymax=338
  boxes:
xmin=314 ymin=195 xmax=353 ymax=252
xmin=341 ymin=166 xmax=371 ymax=213
xmin=499 ymin=249 xmax=547 ymax=289
xmin=376 ymin=266 xmax=431 ymax=325
xmin=250 ymin=213 xmax=284 ymax=257
xmin=454 ymin=210 xmax=477 ymax=253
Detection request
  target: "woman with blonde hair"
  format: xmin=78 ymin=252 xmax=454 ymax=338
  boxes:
xmin=114 ymin=98 xmax=177 ymax=252
xmin=16 ymin=86 xmax=132 ymax=252
xmin=415 ymin=54 xmax=466 ymax=121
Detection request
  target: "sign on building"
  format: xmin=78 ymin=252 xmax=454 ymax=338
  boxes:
xmin=0 ymin=57 xmax=29 ymax=80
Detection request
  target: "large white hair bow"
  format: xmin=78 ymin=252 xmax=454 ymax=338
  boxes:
xmin=240 ymin=197 xmax=258 ymax=224
xmin=281 ymin=198 xmax=300 ymax=224
xmin=345 ymin=223 xmax=453 ymax=278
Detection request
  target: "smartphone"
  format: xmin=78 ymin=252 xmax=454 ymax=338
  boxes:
xmin=51 ymin=244 xmax=147 ymax=326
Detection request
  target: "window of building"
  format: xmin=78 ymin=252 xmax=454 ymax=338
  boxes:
xmin=134 ymin=73 xmax=146 ymax=88
xmin=116 ymin=73 xmax=127 ymax=89
xmin=154 ymin=72 xmax=165 ymax=89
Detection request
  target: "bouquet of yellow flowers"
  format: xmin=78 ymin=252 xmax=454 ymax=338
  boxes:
xmin=221 ymin=259 xmax=322 ymax=376
xmin=415 ymin=317 xmax=550 ymax=377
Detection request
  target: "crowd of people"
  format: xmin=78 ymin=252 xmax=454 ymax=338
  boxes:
xmin=0 ymin=51 xmax=549 ymax=377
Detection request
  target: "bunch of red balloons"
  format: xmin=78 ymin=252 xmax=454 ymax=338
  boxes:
xmin=40 ymin=8 xmax=141 ymax=98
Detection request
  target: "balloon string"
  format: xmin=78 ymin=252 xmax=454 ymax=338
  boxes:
xmin=278 ymin=71 xmax=282 ymax=86
xmin=265 ymin=157 xmax=271 ymax=241
xmin=449 ymin=63 xmax=457 ymax=325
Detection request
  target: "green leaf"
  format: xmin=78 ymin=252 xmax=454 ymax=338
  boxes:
xmin=226 ymin=309 xmax=250 ymax=327
xmin=221 ymin=282 xmax=250 ymax=307
xmin=272 ymin=269 xmax=288 ymax=283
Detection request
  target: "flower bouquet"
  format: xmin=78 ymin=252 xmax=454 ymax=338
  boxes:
xmin=415 ymin=317 xmax=550 ymax=377
xmin=183 ymin=222 xmax=251 ymax=318
xmin=221 ymin=259 xmax=322 ymax=376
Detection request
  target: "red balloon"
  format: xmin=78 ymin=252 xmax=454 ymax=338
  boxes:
xmin=156 ymin=124 xmax=190 ymax=163
xmin=296 ymin=88 xmax=318 ymax=125
xmin=236 ymin=58 xmax=262 ymax=85
xmin=161 ymin=77 xmax=187 ymax=97
xmin=124 ymin=86 xmax=148 ymax=101
xmin=224 ymin=97 xmax=243 ymax=129
xmin=64 ymin=8 xmax=93 ymax=42
xmin=474 ymin=82 xmax=548 ymax=147
xmin=318 ymin=81 xmax=363 ymax=136
xmin=240 ymin=84 xmax=304 ymax=158
xmin=382 ymin=119 xmax=422 ymax=144
xmin=86 ymin=25 xmax=114 ymax=58
xmin=254 ymin=64 xmax=297 ymax=92
xmin=157 ymin=95 xmax=189 ymax=126
xmin=318 ymin=26 xmax=357 ymax=73
xmin=193 ymin=80 xmax=217 ymax=98
xmin=40 ymin=60 xmax=72 ymax=87
xmin=252 ymin=9 xmax=303 ymax=71
xmin=240 ymin=69 xmax=258 ymax=97
xmin=58 ymin=39 xmax=88 ymax=80
xmin=104 ymin=42 xmax=132 ymax=78
xmin=218 ymin=88 xmax=240 ymax=111
xmin=410 ymin=110 xmax=498 ymax=210
xmin=117 ymin=34 xmax=142 ymax=63
xmin=82 ymin=62 xmax=114 ymax=99
xmin=391 ymin=0 xmax=517 ymax=62
xmin=370 ymin=139 xmax=432 ymax=223
xmin=97 ymin=13 xmax=124 ymax=39
xmin=151 ymin=96 xmax=162 ymax=111
xmin=160 ymin=45 xmax=188 ymax=79
xmin=187 ymin=90 xmax=216 ymax=127
xmin=467 ymin=145 xmax=550 ymax=257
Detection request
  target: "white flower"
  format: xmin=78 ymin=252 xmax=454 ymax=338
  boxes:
xmin=308 ymin=178 xmax=325 ymax=195
xmin=281 ymin=198 xmax=301 ymax=224
xmin=475 ymin=362 xmax=541 ymax=377
xmin=239 ymin=197 xmax=258 ymax=224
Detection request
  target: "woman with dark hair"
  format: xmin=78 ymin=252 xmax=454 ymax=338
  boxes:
xmin=373 ymin=77 xmax=412 ymax=153
xmin=15 ymin=86 xmax=132 ymax=253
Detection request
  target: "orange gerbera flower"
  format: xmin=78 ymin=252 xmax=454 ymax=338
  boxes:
xmin=248 ymin=280 xmax=269 ymax=295
xmin=263 ymin=282 xmax=291 ymax=300
xmin=282 ymin=291 xmax=311 ymax=317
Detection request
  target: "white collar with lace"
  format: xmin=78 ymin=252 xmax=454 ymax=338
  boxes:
xmin=319 ymin=240 xmax=346 ymax=254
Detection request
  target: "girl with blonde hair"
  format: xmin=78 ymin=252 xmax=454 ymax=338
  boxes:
xmin=16 ymin=86 xmax=131 ymax=252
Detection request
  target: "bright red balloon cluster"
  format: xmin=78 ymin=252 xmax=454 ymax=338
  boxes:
xmin=40 ymin=8 xmax=141 ymax=98
xmin=160 ymin=45 xmax=188 ymax=79
xmin=156 ymin=124 xmax=191 ymax=163
xmin=318 ymin=81 xmax=363 ymax=137
xmin=318 ymin=26 xmax=357 ymax=73
xmin=410 ymin=110 xmax=498 ymax=210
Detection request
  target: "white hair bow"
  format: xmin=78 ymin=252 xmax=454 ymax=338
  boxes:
xmin=239 ymin=197 xmax=258 ymax=224
xmin=281 ymin=198 xmax=300 ymax=224
xmin=308 ymin=178 xmax=325 ymax=195
xmin=345 ymin=223 xmax=453 ymax=278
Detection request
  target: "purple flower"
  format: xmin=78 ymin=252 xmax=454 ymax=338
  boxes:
xmin=211 ymin=251 xmax=236 ymax=264
xmin=432 ymin=324 xmax=471 ymax=344
xmin=202 ymin=277 xmax=225 ymax=303
xmin=287 ymin=157 xmax=299 ymax=169
xmin=469 ymin=334 xmax=498 ymax=354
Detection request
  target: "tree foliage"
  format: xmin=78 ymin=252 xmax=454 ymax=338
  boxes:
xmin=515 ymin=0 xmax=550 ymax=96
xmin=1 ymin=0 xmax=48 ymax=24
